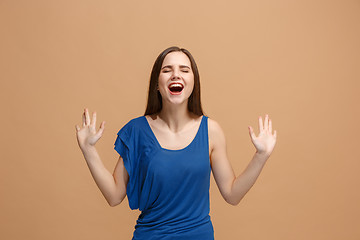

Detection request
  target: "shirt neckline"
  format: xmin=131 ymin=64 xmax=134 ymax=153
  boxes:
xmin=143 ymin=115 xmax=204 ymax=152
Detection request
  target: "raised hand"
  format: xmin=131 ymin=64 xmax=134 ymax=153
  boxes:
xmin=75 ymin=108 xmax=105 ymax=150
xmin=248 ymin=114 xmax=277 ymax=156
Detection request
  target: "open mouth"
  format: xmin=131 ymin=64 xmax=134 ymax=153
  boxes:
xmin=168 ymin=83 xmax=184 ymax=94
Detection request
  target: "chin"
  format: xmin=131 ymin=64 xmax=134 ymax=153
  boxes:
xmin=164 ymin=96 xmax=189 ymax=106
xmin=167 ymin=99 xmax=188 ymax=106
xmin=160 ymin=90 xmax=192 ymax=106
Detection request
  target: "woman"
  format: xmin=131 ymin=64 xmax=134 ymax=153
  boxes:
xmin=75 ymin=46 xmax=277 ymax=239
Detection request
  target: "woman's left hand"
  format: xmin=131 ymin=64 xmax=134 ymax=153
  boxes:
xmin=248 ymin=114 xmax=277 ymax=156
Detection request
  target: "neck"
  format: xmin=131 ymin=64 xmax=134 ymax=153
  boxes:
xmin=158 ymin=101 xmax=194 ymax=133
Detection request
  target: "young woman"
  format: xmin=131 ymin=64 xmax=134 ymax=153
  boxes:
xmin=75 ymin=46 xmax=277 ymax=240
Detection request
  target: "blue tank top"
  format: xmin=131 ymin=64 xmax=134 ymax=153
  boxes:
xmin=114 ymin=115 xmax=214 ymax=240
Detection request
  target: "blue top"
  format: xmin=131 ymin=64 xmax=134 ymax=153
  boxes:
xmin=114 ymin=115 xmax=214 ymax=240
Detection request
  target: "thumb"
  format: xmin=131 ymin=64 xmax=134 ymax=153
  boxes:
xmin=96 ymin=121 xmax=106 ymax=137
xmin=248 ymin=126 xmax=256 ymax=141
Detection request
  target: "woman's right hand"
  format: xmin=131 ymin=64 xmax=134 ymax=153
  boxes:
xmin=75 ymin=108 xmax=105 ymax=150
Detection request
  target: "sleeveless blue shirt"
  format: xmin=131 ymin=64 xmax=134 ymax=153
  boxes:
xmin=114 ymin=115 xmax=214 ymax=240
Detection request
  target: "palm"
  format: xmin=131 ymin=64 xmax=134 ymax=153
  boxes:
xmin=75 ymin=109 xmax=105 ymax=149
xmin=249 ymin=114 xmax=277 ymax=155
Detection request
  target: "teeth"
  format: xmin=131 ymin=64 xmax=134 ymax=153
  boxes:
xmin=169 ymin=83 xmax=183 ymax=88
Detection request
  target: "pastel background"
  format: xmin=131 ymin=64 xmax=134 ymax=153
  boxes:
xmin=1 ymin=0 xmax=359 ymax=239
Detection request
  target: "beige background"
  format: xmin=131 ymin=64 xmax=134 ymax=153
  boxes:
xmin=1 ymin=0 xmax=359 ymax=239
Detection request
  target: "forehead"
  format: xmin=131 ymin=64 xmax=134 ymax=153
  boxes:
xmin=162 ymin=51 xmax=191 ymax=67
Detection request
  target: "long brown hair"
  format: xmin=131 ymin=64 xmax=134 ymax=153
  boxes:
xmin=144 ymin=46 xmax=204 ymax=116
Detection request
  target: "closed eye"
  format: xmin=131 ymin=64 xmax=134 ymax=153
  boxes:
xmin=180 ymin=66 xmax=190 ymax=72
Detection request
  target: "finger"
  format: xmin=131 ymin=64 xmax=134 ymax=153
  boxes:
xmin=96 ymin=121 xmax=106 ymax=137
xmin=82 ymin=111 xmax=86 ymax=127
xmin=274 ymin=130 xmax=277 ymax=139
xmin=85 ymin=108 xmax=90 ymax=126
xmin=248 ymin=126 xmax=256 ymax=140
xmin=91 ymin=111 xmax=97 ymax=127
xmin=264 ymin=114 xmax=269 ymax=131
xmin=75 ymin=125 xmax=80 ymax=132
xmin=269 ymin=118 xmax=272 ymax=133
xmin=258 ymin=116 xmax=264 ymax=132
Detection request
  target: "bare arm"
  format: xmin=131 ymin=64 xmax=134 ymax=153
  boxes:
xmin=209 ymin=115 xmax=277 ymax=206
xmin=75 ymin=108 xmax=128 ymax=207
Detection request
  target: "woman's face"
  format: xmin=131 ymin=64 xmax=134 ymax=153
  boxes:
xmin=158 ymin=51 xmax=194 ymax=106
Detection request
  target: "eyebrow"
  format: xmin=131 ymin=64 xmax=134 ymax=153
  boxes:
xmin=161 ymin=65 xmax=191 ymax=69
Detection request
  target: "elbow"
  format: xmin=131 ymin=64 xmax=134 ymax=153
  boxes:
xmin=106 ymin=198 xmax=118 ymax=207
xmin=230 ymin=200 xmax=241 ymax=206
xmin=107 ymin=193 xmax=126 ymax=207
xmin=108 ymin=199 xmax=122 ymax=207
xmin=227 ymin=200 xmax=240 ymax=206
xmin=108 ymin=201 xmax=119 ymax=207
xmin=225 ymin=196 xmax=243 ymax=206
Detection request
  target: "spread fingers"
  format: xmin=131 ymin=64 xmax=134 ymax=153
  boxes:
xmin=91 ymin=111 xmax=97 ymax=127
xmin=85 ymin=108 xmax=91 ymax=126
xmin=258 ymin=116 xmax=264 ymax=132
xmin=264 ymin=114 xmax=269 ymax=131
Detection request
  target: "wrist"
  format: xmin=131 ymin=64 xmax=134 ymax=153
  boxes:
xmin=255 ymin=149 xmax=272 ymax=157
xmin=254 ymin=151 xmax=270 ymax=163
xmin=80 ymin=144 xmax=96 ymax=153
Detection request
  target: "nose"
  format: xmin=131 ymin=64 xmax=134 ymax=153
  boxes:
xmin=171 ymin=68 xmax=182 ymax=80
